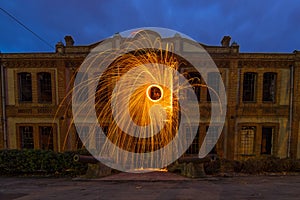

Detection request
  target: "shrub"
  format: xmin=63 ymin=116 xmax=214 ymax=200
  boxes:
xmin=0 ymin=149 xmax=89 ymax=177
xmin=204 ymin=159 xmax=221 ymax=175
xmin=203 ymin=157 xmax=300 ymax=175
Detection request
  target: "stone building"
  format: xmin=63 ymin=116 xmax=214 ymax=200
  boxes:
xmin=0 ymin=31 xmax=299 ymax=160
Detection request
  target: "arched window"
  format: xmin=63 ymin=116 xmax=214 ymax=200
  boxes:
xmin=18 ymin=72 xmax=32 ymax=102
xmin=38 ymin=72 xmax=52 ymax=103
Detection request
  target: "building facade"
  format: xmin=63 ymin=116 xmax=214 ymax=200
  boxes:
xmin=0 ymin=32 xmax=299 ymax=160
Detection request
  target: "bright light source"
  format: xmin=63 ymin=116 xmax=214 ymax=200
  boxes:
xmin=146 ymin=84 xmax=163 ymax=102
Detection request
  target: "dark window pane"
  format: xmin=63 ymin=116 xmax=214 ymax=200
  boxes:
xmin=39 ymin=126 xmax=53 ymax=150
xmin=20 ymin=126 xmax=34 ymax=149
xmin=206 ymin=126 xmax=219 ymax=154
xmin=263 ymin=73 xmax=276 ymax=102
xmin=242 ymin=73 xmax=257 ymax=102
xmin=38 ymin=72 xmax=52 ymax=103
xmin=188 ymin=72 xmax=201 ymax=101
xmin=76 ymin=126 xmax=89 ymax=149
xmin=185 ymin=126 xmax=199 ymax=155
xmin=261 ymin=127 xmax=273 ymax=155
xmin=18 ymin=73 xmax=32 ymax=102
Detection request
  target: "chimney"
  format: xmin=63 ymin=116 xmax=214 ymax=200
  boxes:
xmin=221 ymin=36 xmax=231 ymax=47
xmin=55 ymin=41 xmax=65 ymax=54
xmin=64 ymin=35 xmax=74 ymax=47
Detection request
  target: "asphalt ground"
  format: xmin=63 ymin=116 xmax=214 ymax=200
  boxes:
xmin=0 ymin=172 xmax=300 ymax=200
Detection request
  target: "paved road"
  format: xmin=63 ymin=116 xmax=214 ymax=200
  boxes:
xmin=0 ymin=172 xmax=300 ymax=200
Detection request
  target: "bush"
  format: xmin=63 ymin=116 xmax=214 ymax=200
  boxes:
xmin=204 ymin=159 xmax=221 ymax=175
xmin=241 ymin=157 xmax=300 ymax=174
xmin=203 ymin=157 xmax=300 ymax=175
xmin=0 ymin=149 xmax=89 ymax=177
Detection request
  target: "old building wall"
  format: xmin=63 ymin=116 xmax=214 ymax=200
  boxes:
xmin=0 ymin=34 xmax=299 ymax=160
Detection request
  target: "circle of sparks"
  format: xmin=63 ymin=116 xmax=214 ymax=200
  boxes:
xmin=72 ymin=27 xmax=227 ymax=172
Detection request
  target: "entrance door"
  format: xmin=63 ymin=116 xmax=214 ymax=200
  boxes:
xmin=261 ymin=127 xmax=273 ymax=155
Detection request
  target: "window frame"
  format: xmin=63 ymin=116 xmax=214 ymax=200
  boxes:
xmin=239 ymin=126 xmax=256 ymax=156
xmin=262 ymin=72 xmax=277 ymax=103
xmin=37 ymin=72 xmax=52 ymax=103
xmin=39 ymin=126 xmax=54 ymax=150
xmin=19 ymin=126 xmax=34 ymax=149
xmin=187 ymin=72 xmax=201 ymax=101
xmin=206 ymin=72 xmax=220 ymax=102
xmin=242 ymin=72 xmax=257 ymax=102
xmin=18 ymin=72 xmax=33 ymax=103
xmin=185 ymin=126 xmax=200 ymax=155
xmin=261 ymin=126 xmax=274 ymax=155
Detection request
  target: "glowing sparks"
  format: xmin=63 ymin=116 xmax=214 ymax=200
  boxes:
xmin=61 ymin=28 xmax=226 ymax=172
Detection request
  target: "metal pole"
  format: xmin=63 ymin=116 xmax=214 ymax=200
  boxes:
xmin=287 ymin=65 xmax=294 ymax=158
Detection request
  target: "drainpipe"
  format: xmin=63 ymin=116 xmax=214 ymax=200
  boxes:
xmin=233 ymin=67 xmax=241 ymax=160
xmin=287 ymin=65 xmax=294 ymax=158
xmin=0 ymin=58 xmax=8 ymax=149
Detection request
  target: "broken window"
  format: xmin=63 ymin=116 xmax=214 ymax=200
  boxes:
xmin=18 ymin=72 xmax=32 ymax=102
xmin=239 ymin=126 xmax=255 ymax=155
xmin=207 ymin=72 xmax=220 ymax=102
xmin=263 ymin=72 xmax=276 ymax=102
xmin=242 ymin=72 xmax=257 ymax=102
xmin=261 ymin=127 xmax=273 ymax=155
xmin=39 ymin=126 xmax=53 ymax=150
xmin=38 ymin=72 xmax=52 ymax=103
xmin=20 ymin=126 xmax=34 ymax=149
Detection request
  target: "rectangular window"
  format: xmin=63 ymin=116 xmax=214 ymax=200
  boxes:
xmin=20 ymin=126 xmax=34 ymax=149
xmin=75 ymin=72 xmax=89 ymax=102
xmin=38 ymin=72 xmax=52 ymax=103
xmin=75 ymin=126 xmax=89 ymax=149
xmin=263 ymin=72 xmax=277 ymax=102
xmin=207 ymin=72 xmax=220 ymax=102
xmin=39 ymin=126 xmax=53 ymax=150
xmin=261 ymin=127 xmax=273 ymax=155
xmin=185 ymin=126 xmax=199 ymax=155
xmin=18 ymin=73 xmax=32 ymax=102
xmin=242 ymin=72 xmax=257 ymax=102
xmin=206 ymin=126 xmax=219 ymax=154
xmin=188 ymin=72 xmax=201 ymax=101
xmin=239 ymin=126 xmax=255 ymax=155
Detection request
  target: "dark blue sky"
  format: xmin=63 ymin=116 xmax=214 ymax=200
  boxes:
xmin=1 ymin=0 xmax=299 ymax=53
